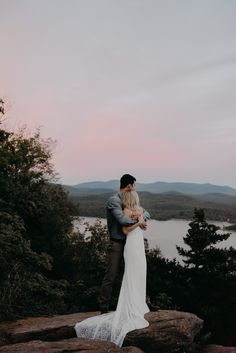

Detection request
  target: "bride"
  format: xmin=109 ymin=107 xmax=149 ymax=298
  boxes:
xmin=74 ymin=190 xmax=150 ymax=347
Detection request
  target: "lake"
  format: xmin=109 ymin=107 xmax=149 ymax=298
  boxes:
xmin=74 ymin=217 xmax=236 ymax=262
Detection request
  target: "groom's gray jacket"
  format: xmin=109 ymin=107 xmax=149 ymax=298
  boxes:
xmin=106 ymin=192 xmax=150 ymax=242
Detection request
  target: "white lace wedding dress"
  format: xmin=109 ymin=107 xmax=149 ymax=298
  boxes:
xmin=74 ymin=226 xmax=150 ymax=347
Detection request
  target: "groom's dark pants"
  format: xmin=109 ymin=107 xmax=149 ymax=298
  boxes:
xmin=99 ymin=238 xmax=125 ymax=311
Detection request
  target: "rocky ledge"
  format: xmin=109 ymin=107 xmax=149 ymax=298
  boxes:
xmin=0 ymin=310 xmax=234 ymax=353
xmin=0 ymin=338 xmax=143 ymax=353
xmin=200 ymin=345 xmax=236 ymax=353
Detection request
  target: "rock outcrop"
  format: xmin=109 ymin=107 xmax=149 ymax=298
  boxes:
xmin=0 ymin=312 xmax=88 ymax=346
xmin=0 ymin=310 xmax=234 ymax=353
xmin=124 ymin=310 xmax=203 ymax=353
xmin=199 ymin=345 xmax=236 ymax=353
xmin=0 ymin=310 xmax=203 ymax=353
xmin=0 ymin=338 xmax=144 ymax=353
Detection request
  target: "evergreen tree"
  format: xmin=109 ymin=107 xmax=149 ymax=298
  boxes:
xmin=177 ymin=208 xmax=231 ymax=270
xmin=177 ymin=208 xmax=236 ymax=345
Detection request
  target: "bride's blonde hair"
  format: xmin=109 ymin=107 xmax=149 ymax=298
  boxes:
xmin=122 ymin=190 xmax=140 ymax=211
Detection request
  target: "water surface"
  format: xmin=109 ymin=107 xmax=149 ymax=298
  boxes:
xmin=74 ymin=217 xmax=236 ymax=261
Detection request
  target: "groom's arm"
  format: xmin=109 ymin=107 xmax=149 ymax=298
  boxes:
xmin=107 ymin=196 xmax=136 ymax=226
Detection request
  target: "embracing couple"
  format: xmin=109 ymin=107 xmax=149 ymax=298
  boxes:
xmin=75 ymin=174 xmax=150 ymax=347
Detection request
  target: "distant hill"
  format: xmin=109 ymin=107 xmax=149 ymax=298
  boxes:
xmin=70 ymin=180 xmax=236 ymax=196
xmin=73 ymin=180 xmax=118 ymax=190
xmin=63 ymin=180 xmax=236 ymax=222
xmin=66 ymin=190 xmax=236 ymax=223
xmin=64 ymin=185 xmax=113 ymax=196
xmin=194 ymin=193 xmax=236 ymax=205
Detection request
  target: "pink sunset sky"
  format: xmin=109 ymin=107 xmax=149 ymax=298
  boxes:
xmin=1 ymin=0 xmax=236 ymax=187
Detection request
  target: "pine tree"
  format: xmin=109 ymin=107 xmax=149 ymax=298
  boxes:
xmin=177 ymin=208 xmax=236 ymax=345
xmin=177 ymin=208 xmax=231 ymax=271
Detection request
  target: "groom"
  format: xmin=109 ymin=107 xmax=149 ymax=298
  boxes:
xmin=99 ymin=174 xmax=149 ymax=314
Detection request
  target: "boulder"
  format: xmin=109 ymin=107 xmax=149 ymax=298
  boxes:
xmin=124 ymin=310 xmax=203 ymax=353
xmin=0 ymin=337 xmax=144 ymax=353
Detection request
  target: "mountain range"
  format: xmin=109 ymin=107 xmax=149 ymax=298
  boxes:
xmin=62 ymin=181 xmax=236 ymax=223
xmin=65 ymin=180 xmax=236 ymax=196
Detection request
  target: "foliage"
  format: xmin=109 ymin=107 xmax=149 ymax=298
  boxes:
xmin=177 ymin=208 xmax=231 ymax=269
xmin=177 ymin=208 xmax=236 ymax=345
xmin=0 ymin=209 xmax=68 ymax=320
xmin=0 ymin=100 xmax=77 ymax=319
xmin=65 ymin=219 xmax=112 ymax=311
xmin=146 ymin=248 xmax=184 ymax=310
xmin=0 ymin=99 xmax=4 ymax=115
